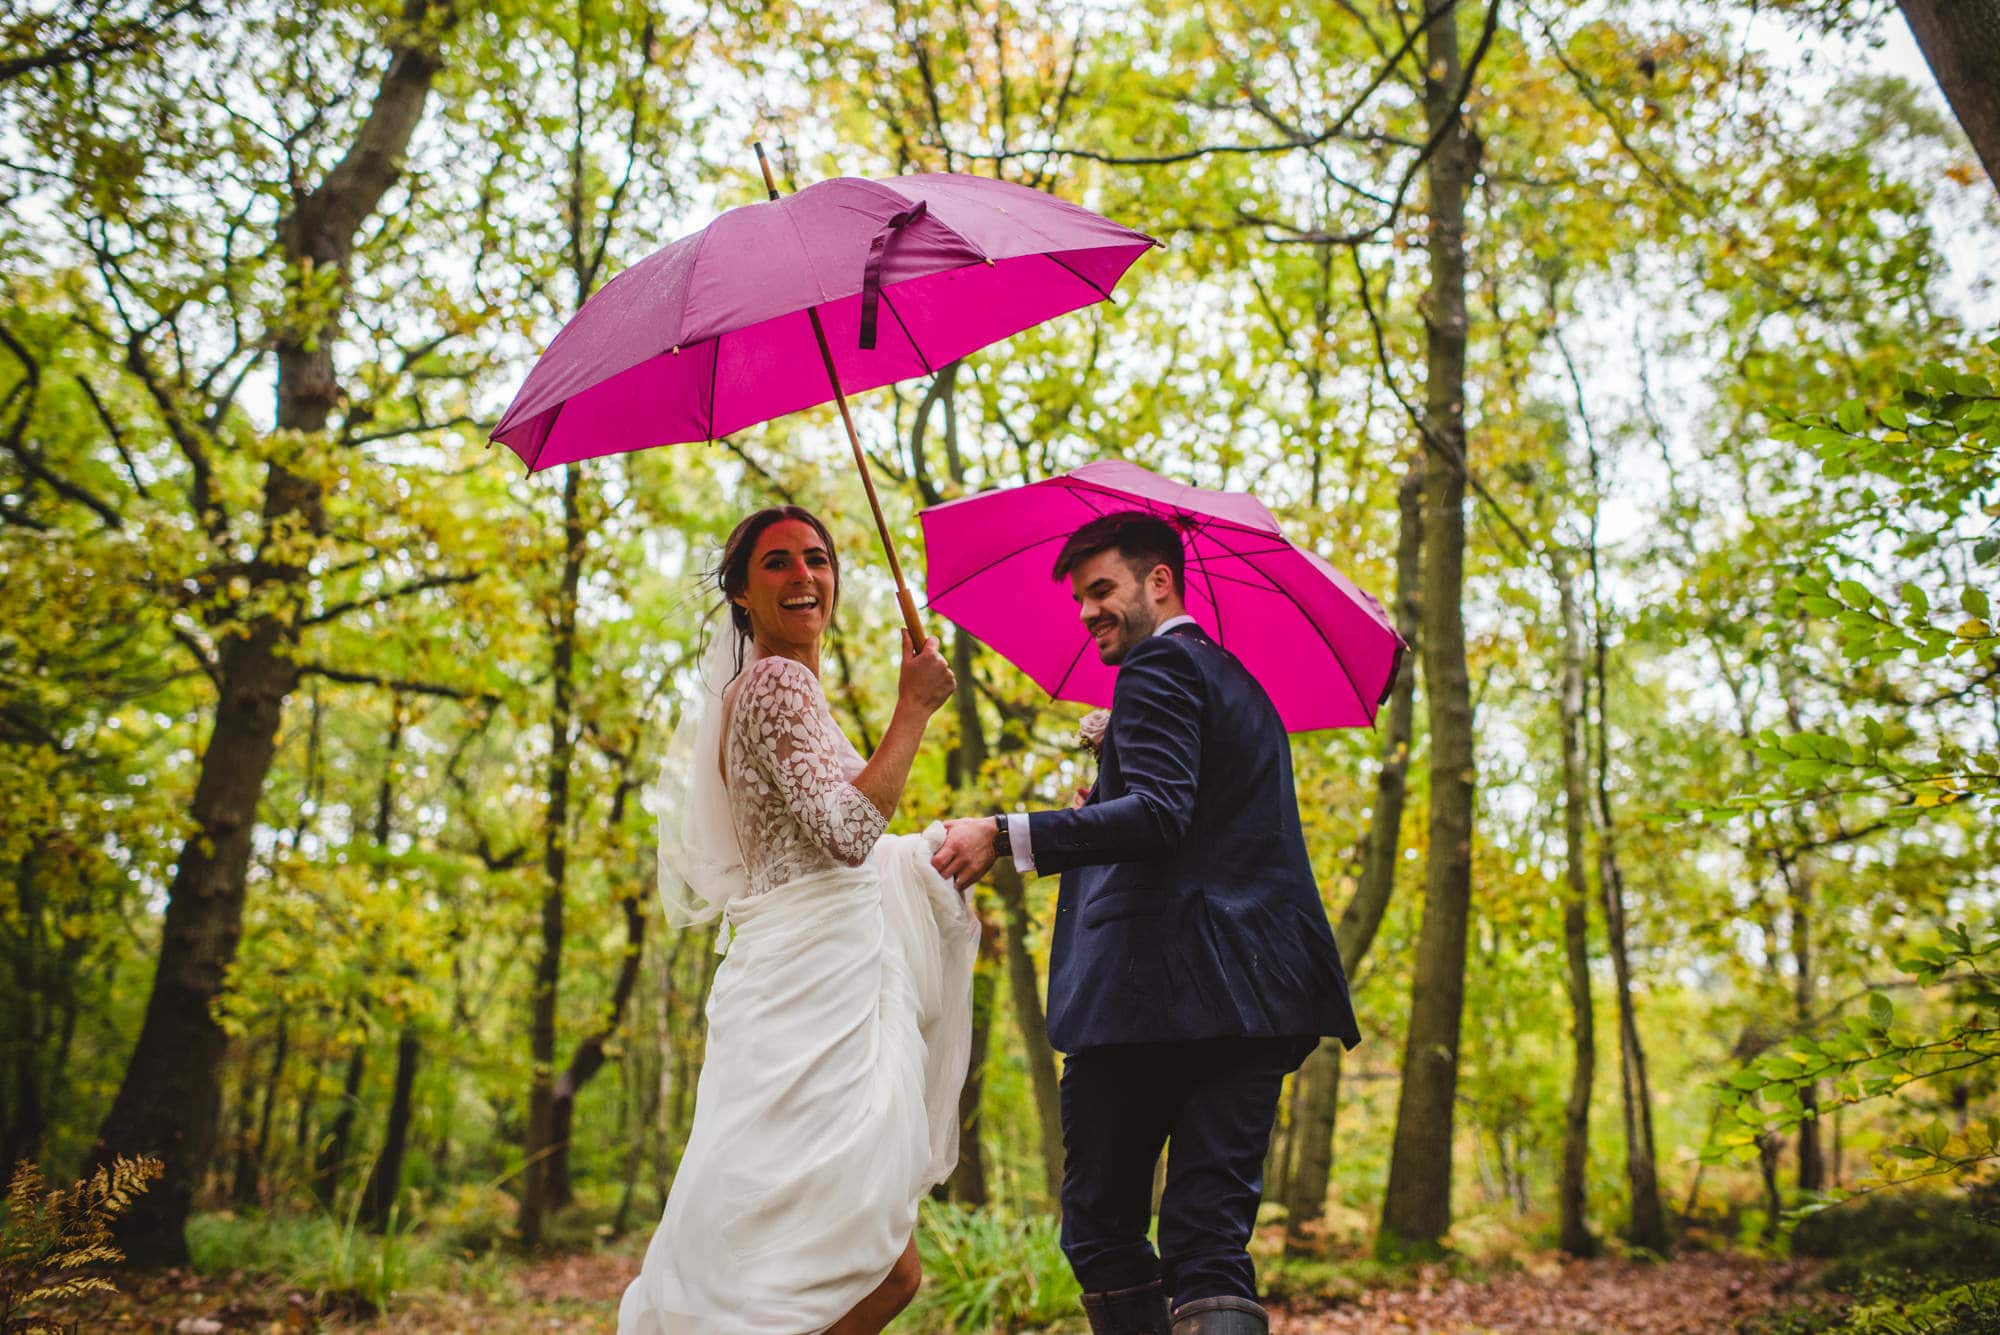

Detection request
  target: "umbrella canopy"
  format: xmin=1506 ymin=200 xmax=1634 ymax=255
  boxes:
xmin=491 ymin=173 xmax=1156 ymax=470
xmin=919 ymin=461 xmax=1404 ymax=732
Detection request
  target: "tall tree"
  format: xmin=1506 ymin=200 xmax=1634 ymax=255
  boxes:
xmin=519 ymin=466 xmax=585 ymax=1247
xmin=1555 ymin=563 xmax=1597 ymax=1257
xmin=1379 ymin=0 xmax=1486 ymax=1257
xmin=86 ymin=0 xmax=457 ymax=1263
xmin=359 ymin=702 xmax=421 ymax=1230
xmin=1282 ymin=456 xmax=1421 ymax=1253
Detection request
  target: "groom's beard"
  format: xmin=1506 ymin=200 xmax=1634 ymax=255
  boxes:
xmin=1095 ymin=605 xmax=1160 ymax=664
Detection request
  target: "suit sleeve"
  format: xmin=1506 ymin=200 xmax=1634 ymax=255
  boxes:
xmin=1024 ymin=636 xmax=1202 ymax=875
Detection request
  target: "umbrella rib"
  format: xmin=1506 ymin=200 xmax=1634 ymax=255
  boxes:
xmin=1049 ymin=632 xmax=1093 ymax=700
xmin=1186 ymin=517 xmax=1226 ymax=644
xmin=675 ymin=221 xmax=719 ymax=353
xmin=1179 ymin=513 xmax=1373 ymax=724
xmin=1239 ymin=547 xmax=1371 ymax=723
xmin=1180 ymin=559 xmax=1286 ymax=594
xmin=531 ymin=400 xmax=562 ymax=471
xmin=879 ymin=287 xmax=932 ymax=376
xmin=1067 ymin=485 xmax=1114 ymax=518
xmin=1043 ymin=250 xmax=1110 ymax=301
xmin=1058 ymin=477 xmax=1282 ymax=539
xmin=926 ymin=530 xmax=1071 ymax=603
xmin=705 ymin=339 xmax=721 ymax=442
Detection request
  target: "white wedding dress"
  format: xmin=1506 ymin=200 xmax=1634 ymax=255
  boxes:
xmin=620 ymin=650 xmax=980 ymax=1335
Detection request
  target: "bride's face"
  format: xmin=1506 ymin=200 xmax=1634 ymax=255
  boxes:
xmin=736 ymin=520 xmax=838 ymax=654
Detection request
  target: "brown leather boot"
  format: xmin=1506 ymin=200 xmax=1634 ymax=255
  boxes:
xmin=1080 ymin=1279 xmax=1173 ymax=1335
xmin=1171 ymin=1294 xmax=1269 ymax=1335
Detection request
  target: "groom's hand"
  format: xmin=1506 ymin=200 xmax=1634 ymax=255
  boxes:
xmin=932 ymin=817 xmax=1000 ymax=891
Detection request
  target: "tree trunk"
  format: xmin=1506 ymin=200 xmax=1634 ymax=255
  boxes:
xmin=1756 ymin=1132 xmax=1782 ymax=1243
xmin=312 ymin=1042 xmax=368 ymax=1208
xmin=89 ymin=0 xmax=451 ymax=1265
xmin=1898 ymin=0 xmax=2000 ymax=194
xmin=547 ymin=870 xmax=647 ymax=1210
xmin=292 ymin=1049 xmax=323 ymax=1190
xmin=1590 ymin=597 xmax=1667 ymax=1254
xmin=3 ymin=846 xmax=51 ymax=1173
xmin=994 ymin=862 xmax=1065 ymax=1204
xmin=359 ymin=1028 xmax=421 ymax=1229
xmin=233 ymin=1011 xmax=288 ymax=1207
xmin=616 ymin=925 xmax=675 ymax=1236
xmin=1283 ymin=455 xmax=1422 ymax=1255
xmin=1556 ymin=567 xmax=1598 ymax=1258
xmin=1776 ymin=675 xmax=1824 ymax=1194
xmin=520 ymin=465 xmax=586 ymax=1247
xmin=944 ymin=627 xmax=996 ymax=1206
xmin=1787 ymin=856 xmax=1823 ymax=1194
xmin=1380 ymin=0 xmax=1479 ymax=1259
xmin=946 ymin=955 xmax=997 ymax=1205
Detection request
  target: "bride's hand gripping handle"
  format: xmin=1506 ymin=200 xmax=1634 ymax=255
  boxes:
xmin=854 ymin=634 xmax=956 ymax=821
xmin=897 ymin=632 xmax=956 ymax=717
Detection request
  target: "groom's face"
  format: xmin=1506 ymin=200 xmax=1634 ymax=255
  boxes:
xmin=1070 ymin=548 xmax=1165 ymax=665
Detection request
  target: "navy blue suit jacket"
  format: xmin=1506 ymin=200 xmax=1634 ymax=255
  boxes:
xmin=1026 ymin=623 xmax=1361 ymax=1053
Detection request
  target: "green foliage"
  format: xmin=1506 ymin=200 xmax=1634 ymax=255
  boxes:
xmin=0 ymin=1155 xmax=161 ymax=1331
xmin=903 ymin=1201 xmax=1080 ymax=1333
xmin=1740 ymin=349 xmax=2000 ymax=819
xmin=1754 ymin=1190 xmax=2000 ymax=1335
xmin=1703 ymin=350 xmax=2000 ymax=1212
xmin=1845 ymin=1280 xmax=2000 ymax=1335
xmin=1711 ymin=926 xmax=1999 ymax=1191
xmin=1794 ymin=1188 xmax=2000 ymax=1288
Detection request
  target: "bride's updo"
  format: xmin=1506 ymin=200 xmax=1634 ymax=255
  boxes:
xmin=716 ymin=505 xmax=843 ymax=640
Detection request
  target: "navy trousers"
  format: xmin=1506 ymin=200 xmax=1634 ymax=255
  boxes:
xmin=1058 ymin=1035 xmax=1316 ymax=1304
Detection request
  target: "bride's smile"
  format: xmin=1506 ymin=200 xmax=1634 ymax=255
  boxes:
xmin=734 ymin=518 xmax=839 ymax=665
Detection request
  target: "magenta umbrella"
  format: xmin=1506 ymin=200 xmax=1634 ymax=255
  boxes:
xmin=491 ymin=147 xmax=1156 ymax=641
xmin=919 ymin=460 xmax=1404 ymax=732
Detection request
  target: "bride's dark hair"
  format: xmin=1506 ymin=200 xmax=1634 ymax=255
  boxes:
xmin=714 ymin=507 xmax=842 ymax=661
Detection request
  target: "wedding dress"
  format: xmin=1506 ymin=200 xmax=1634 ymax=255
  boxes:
xmin=619 ymin=640 xmax=979 ymax=1335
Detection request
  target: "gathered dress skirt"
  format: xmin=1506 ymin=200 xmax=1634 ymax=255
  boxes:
xmin=618 ymin=826 xmax=979 ymax=1335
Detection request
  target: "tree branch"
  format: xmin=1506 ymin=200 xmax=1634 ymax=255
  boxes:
xmin=302 ymin=569 xmax=484 ymax=628
xmin=299 ymin=662 xmax=497 ymax=704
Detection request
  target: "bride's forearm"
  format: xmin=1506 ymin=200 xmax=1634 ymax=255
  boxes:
xmin=854 ymin=703 xmax=931 ymax=820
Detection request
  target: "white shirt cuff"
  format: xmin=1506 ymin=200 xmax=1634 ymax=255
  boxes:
xmin=1010 ymin=813 xmax=1036 ymax=875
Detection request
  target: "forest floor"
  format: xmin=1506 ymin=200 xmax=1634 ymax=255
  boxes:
xmin=85 ymin=1247 xmax=1841 ymax=1334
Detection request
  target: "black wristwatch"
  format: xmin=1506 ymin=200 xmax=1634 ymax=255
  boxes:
xmin=992 ymin=812 xmax=1012 ymax=858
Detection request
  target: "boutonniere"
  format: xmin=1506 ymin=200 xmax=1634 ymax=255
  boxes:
xmin=1077 ymin=708 xmax=1110 ymax=757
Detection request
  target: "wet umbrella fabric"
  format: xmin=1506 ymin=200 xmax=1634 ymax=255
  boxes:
xmin=490 ymin=173 xmax=1156 ymax=470
xmin=918 ymin=460 xmax=1404 ymax=733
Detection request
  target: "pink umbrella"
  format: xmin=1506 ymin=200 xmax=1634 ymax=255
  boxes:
xmin=491 ymin=147 xmax=1156 ymax=642
xmin=919 ymin=460 xmax=1404 ymax=732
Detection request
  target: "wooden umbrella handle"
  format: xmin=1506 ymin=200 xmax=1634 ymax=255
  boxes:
xmin=751 ymin=142 xmax=929 ymax=650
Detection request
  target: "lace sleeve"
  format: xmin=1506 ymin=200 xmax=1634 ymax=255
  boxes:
xmin=737 ymin=658 xmax=887 ymax=867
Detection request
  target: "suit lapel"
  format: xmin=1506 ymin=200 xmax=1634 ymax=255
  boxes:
xmin=1092 ymin=622 xmax=1206 ymax=804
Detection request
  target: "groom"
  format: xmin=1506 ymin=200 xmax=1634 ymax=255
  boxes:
xmin=931 ymin=511 xmax=1360 ymax=1335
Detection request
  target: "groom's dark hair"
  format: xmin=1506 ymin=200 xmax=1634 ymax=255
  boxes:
xmin=1052 ymin=510 xmax=1185 ymax=598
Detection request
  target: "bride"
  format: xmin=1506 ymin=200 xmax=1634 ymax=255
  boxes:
xmin=620 ymin=505 xmax=980 ymax=1335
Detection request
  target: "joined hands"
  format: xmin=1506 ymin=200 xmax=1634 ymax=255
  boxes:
xmin=931 ymin=817 xmax=999 ymax=892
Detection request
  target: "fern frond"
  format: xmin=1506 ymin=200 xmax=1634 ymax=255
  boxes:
xmin=25 ymin=1275 xmax=117 ymax=1301
xmin=47 ymin=1244 xmax=122 ymax=1269
xmin=0 ymin=1153 xmax=162 ymax=1316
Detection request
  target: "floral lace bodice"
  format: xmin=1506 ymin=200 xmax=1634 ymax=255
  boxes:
xmin=725 ymin=656 xmax=887 ymax=895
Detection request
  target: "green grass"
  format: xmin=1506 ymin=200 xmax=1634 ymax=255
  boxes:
xmin=187 ymin=1200 xmax=513 ymax=1316
xmin=901 ymin=1201 xmax=1082 ymax=1333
